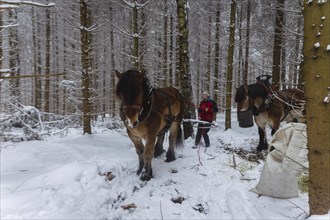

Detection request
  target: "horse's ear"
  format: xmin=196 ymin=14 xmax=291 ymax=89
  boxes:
xmin=140 ymin=69 xmax=146 ymax=76
xmin=138 ymin=69 xmax=146 ymax=79
xmin=115 ymin=70 xmax=122 ymax=79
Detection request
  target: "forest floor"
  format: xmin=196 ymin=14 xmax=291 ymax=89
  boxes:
xmin=1 ymin=111 xmax=328 ymax=219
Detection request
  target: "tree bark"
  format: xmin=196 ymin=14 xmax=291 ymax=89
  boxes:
xmin=176 ymin=0 xmax=194 ymax=139
xmin=33 ymin=8 xmax=42 ymax=110
xmin=271 ymin=0 xmax=284 ymax=85
xmin=213 ymin=1 xmax=221 ymax=105
xmin=243 ymin=0 xmax=251 ymax=86
xmin=206 ymin=3 xmax=212 ymax=93
xmin=163 ymin=0 xmax=168 ymax=87
xmin=303 ymin=0 xmax=330 ymax=215
xmin=8 ymin=10 xmax=20 ymax=104
xmin=44 ymin=7 xmax=51 ymax=113
xmin=225 ymin=0 xmax=236 ymax=131
xmin=132 ymin=3 xmax=139 ymax=69
xmin=80 ymin=0 xmax=92 ymax=134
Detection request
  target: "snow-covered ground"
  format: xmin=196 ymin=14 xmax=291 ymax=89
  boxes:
xmin=0 ymin=112 xmax=326 ymax=219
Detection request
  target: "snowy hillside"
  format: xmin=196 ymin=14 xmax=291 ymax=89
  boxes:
xmin=1 ymin=112 xmax=312 ymax=219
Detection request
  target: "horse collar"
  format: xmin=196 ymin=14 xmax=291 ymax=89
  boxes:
xmin=137 ymin=88 xmax=154 ymax=124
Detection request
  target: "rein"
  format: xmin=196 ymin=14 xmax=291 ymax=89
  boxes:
xmin=121 ymin=104 xmax=142 ymax=111
xmin=120 ymin=80 xmax=154 ymax=125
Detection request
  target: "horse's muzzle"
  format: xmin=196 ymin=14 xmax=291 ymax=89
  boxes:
xmin=125 ymin=117 xmax=139 ymax=128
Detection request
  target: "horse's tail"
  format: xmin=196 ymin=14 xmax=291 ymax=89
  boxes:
xmin=176 ymin=124 xmax=184 ymax=148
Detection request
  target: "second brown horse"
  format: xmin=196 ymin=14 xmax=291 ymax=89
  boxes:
xmin=235 ymin=77 xmax=305 ymax=151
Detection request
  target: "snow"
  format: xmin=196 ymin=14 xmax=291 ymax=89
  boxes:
xmin=0 ymin=112 xmax=322 ymax=219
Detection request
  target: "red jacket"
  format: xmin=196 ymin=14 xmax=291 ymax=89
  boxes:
xmin=198 ymin=99 xmax=214 ymax=122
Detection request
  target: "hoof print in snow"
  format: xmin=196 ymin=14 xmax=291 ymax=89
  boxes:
xmin=171 ymin=195 xmax=185 ymax=204
xmin=100 ymin=171 xmax=116 ymax=181
xmin=121 ymin=203 xmax=137 ymax=210
xmin=170 ymin=168 xmax=178 ymax=173
xmin=192 ymin=203 xmax=208 ymax=214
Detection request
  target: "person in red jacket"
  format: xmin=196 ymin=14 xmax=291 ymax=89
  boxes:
xmin=193 ymin=91 xmax=214 ymax=148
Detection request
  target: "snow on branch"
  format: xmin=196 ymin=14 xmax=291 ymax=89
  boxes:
xmin=119 ymin=0 xmax=152 ymax=9
xmin=0 ymin=103 xmax=82 ymax=142
xmin=0 ymin=0 xmax=55 ymax=8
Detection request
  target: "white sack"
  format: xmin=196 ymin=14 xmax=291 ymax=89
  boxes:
xmin=251 ymin=123 xmax=308 ymax=199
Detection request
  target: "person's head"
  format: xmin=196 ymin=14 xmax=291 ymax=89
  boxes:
xmin=202 ymin=91 xmax=209 ymax=100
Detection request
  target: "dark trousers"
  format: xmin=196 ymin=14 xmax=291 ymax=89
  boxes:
xmin=195 ymin=123 xmax=211 ymax=147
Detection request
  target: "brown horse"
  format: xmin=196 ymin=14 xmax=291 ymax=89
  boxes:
xmin=115 ymin=69 xmax=185 ymax=181
xmin=235 ymin=76 xmax=305 ymax=151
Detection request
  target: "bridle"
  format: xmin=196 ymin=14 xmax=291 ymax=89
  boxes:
xmin=120 ymin=86 xmax=154 ymax=125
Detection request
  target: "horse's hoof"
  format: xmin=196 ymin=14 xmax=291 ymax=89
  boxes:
xmin=165 ymin=152 xmax=176 ymax=162
xmin=137 ymin=169 xmax=142 ymax=176
xmin=140 ymin=172 xmax=152 ymax=181
xmin=154 ymin=149 xmax=166 ymax=158
xmin=257 ymin=144 xmax=268 ymax=151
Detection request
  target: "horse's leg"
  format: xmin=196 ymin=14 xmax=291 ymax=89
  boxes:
xmin=166 ymin=121 xmax=180 ymax=162
xmin=154 ymin=133 xmax=165 ymax=158
xmin=140 ymin=135 xmax=157 ymax=181
xmin=255 ymin=116 xmax=268 ymax=151
xmin=271 ymin=120 xmax=280 ymax=136
xmin=127 ymin=130 xmax=144 ymax=175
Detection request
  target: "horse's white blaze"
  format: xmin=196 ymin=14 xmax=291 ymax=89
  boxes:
xmin=125 ymin=117 xmax=134 ymax=128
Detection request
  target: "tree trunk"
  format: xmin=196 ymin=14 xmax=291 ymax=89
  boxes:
xmin=243 ymin=0 xmax=251 ymax=86
xmin=163 ymin=0 xmax=168 ymax=87
xmin=225 ymin=0 xmax=236 ymax=131
xmin=303 ymin=0 xmax=330 ymax=215
xmin=237 ymin=3 xmax=243 ymax=88
xmin=80 ymin=0 xmax=92 ymax=134
xmin=271 ymin=0 xmax=284 ymax=85
xmin=0 ymin=10 xmax=3 ymax=70
xmin=132 ymin=3 xmax=139 ymax=69
xmin=206 ymin=4 xmax=212 ymax=93
xmin=110 ymin=4 xmax=116 ymax=118
xmin=44 ymin=7 xmax=51 ymax=113
xmin=213 ymin=1 xmax=221 ymax=105
xmin=169 ymin=15 xmax=174 ymax=86
xmin=9 ymin=10 xmax=20 ymax=105
xmin=176 ymin=0 xmax=194 ymax=139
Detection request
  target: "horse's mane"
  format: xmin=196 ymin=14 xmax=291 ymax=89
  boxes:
xmin=235 ymin=83 xmax=268 ymax=103
xmin=235 ymin=86 xmax=247 ymax=103
xmin=248 ymin=83 xmax=268 ymax=100
xmin=116 ymin=69 xmax=151 ymax=104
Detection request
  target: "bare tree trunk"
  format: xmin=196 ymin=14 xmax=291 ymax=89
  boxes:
xmin=303 ymin=0 xmax=330 ymax=215
xmin=272 ymin=0 xmax=284 ymax=85
xmin=225 ymin=0 xmax=236 ymax=131
xmin=132 ymin=3 xmax=139 ymax=69
xmin=8 ymin=10 xmax=20 ymax=105
xmin=110 ymin=4 xmax=116 ymax=118
xmin=32 ymin=8 xmax=42 ymax=110
xmin=44 ymin=7 xmax=51 ymax=113
xmin=213 ymin=1 xmax=221 ymax=104
xmin=243 ymin=0 xmax=251 ymax=86
xmin=237 ymin=3 xmax=243 ymax=88
xmin=169 ymin=15 xmax=174 ymax=86
xmin=0 ymin=10 xmax=3 ymax=70
xmin=80 ymin=0 xmax=92 ymax=134
xmin=176 ymin=0 xmax=194 ymax=139
xmin=206 ymin=3 xmax=212 ymax=93
xmin=163 ymin=0 xmax=168 ymax=87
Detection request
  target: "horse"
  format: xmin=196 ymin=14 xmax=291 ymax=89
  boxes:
xmin=115 ymin=69 xmax=185 ymax=181
xmin=235 ymin=76 xmax=305 ymax=151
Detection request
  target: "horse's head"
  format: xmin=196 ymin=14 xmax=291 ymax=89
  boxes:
xmin=235 ymin=83 xmax=268 ymax=112
xmin=235 ymin=85 xmax=251 ymax=112
xmin=115 ymin=69 xmax=146 ymax=128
